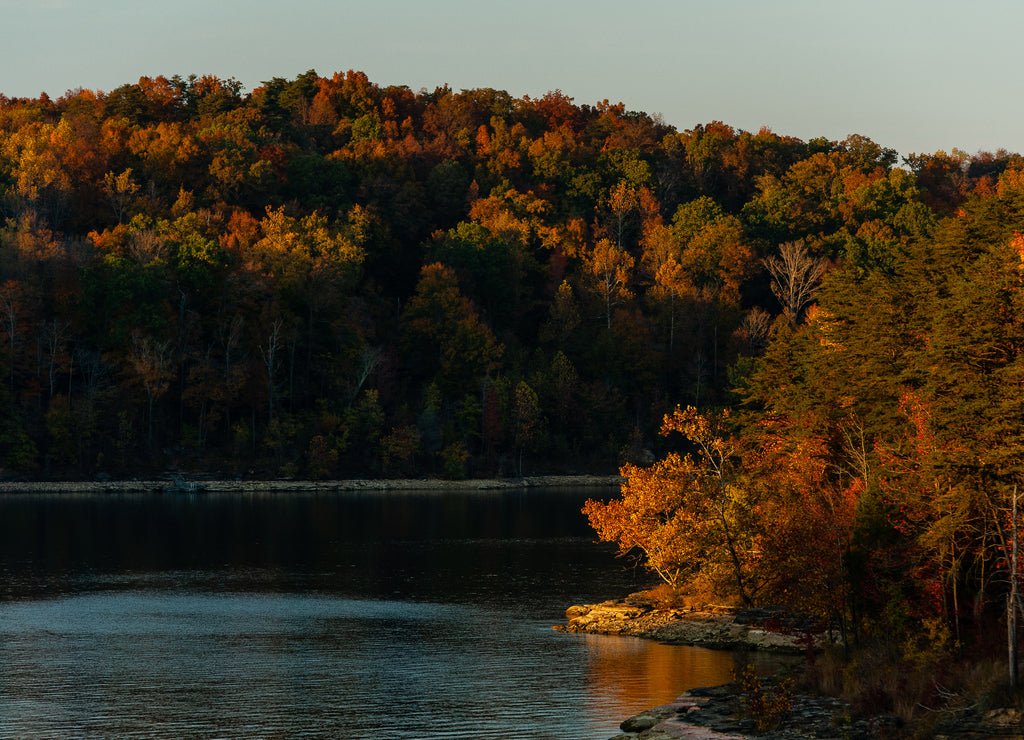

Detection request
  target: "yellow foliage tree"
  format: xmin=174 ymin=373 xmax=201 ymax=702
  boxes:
xmin=583 ymin=237 xmax=634 ymax=329
xmin=583 ymin=406 xmax=758 ymax=603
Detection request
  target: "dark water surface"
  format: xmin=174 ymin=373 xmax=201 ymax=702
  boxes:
xmin=0 ymin=489 xmax=754 ymax=739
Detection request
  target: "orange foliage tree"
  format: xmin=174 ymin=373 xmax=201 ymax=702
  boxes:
xmin=750 ymin=417 xmax=860 ymax=628
xmin=584 ymin=406 xmax=760 ymax=603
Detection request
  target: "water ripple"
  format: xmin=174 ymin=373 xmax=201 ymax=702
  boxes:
xmin=0 ymin=592 xmax=743 ymax=739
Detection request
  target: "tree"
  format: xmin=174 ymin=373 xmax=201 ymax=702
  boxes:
xmin=258 ymin=313 xmax=285 ymax=423
xmin=583 ymin=452 xmax=704 ymax=590
xmin=677 ymin=214 xmax=754 ymax=305
xmin=128 ymin=330 xmax=173 ymax=452
xmin=749 ymin=415 xmax=860 ymax=629
xmin=641 ymin=218 xmax=687 ymax=352
xmin=539 ymin=280 xmax=582 ymax=351
xmin=380 ymin=425 xmax=420 ymax=476
xmin=735 ymin=307 xmax=774 ymax=356
xmin=764 ymin=240 xmax=828 ymax=325
xmin=0 ymin=280 xmax=26 ymax=398
xmin=584 ymin=406 xmax=757 ymax=603
xmin=41 ymin=318 xmax=71 ymax=400
xmin=252 ymin=205 xmax=365 ymax=403
xmin=511 ymin=380 xmax=541 ymax=476
xmin=102 ymin=168 xmax=139 ymax=224
xmin=1 ymin=120 xmax=76 ymax=226
xmin=400 ymin=263 xmax=503 ymax=399
xmin=427 ymin=221 xmax=519 ymax=331
xmin=606 ymin=180 xmax=640 ymax=249
xmin=582 ymin=237 xmax=634 ymax=329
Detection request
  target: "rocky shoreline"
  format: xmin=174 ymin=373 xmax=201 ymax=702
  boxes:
xmin=610 ymin=682 xmax=883 ymax=740
xmin=609 ymin=683 xmax=1024 ymax=740
xmin=560 ymin=593 xmax=1024 ymax=739
xmin=0 ymin=474 xmax=622 ymax=494
xmin=556 ymin=592 xmax=830 ymax=653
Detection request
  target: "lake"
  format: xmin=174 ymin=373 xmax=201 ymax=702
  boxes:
xmin=0 ymin=488 xmax=759 ymax=739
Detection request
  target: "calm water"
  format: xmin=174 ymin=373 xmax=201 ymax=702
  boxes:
xmin=0 ymin=489 xmax=757 ymax=739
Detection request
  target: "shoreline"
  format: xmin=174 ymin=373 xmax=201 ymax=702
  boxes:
xmin=558 ymin=593 xmax=846 ymax=738
xmin=608 ymin=684 xmax=1024 ymax=740
xmin=0 ymin=474 xmax=623 ymax=494
xmin=557 ymin=592 xmax=831 ymax=654
xmin=564 ymin=594 xmax=1024 ymax=739
xmin=558 ymin=595 xmax=870 ymax=739
xmin=608 ymin=683 xmax=893 ymax=740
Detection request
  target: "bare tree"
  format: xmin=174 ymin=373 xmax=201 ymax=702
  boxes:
xmin=737 ymin=307 xmax=775 ymax=355
xmin=218 ymin=312 xmax=245 ymax=430
xmin=0 ymin=281 xmax=23 ymax=397
xmin=259 ymin=317 xmax=284 ymax=423
xmin=1011 ymin=485 xmax=1019 ymax=689
xmin=128 ymin=227 xmax=166 ymax=265
xmin=41 ymin=318 xmax=71 ymax=400
xmin=764 ymin=240 xmax=829 ymax=325
xmin=350 ymin=344 xmax=382 ymax=403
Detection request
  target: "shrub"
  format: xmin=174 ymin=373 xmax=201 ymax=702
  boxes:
xmin=736 ymin=663 xmax=794 ymax=731
xmin=441 ymin=442 xmax=469 ymax=480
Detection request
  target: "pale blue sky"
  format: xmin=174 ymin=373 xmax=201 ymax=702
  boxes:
xmin=3 ymin=0 xmax=1023 ymax=158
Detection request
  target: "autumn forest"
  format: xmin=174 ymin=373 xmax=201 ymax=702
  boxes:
xmin=4 ymin=71 xmax=1024 ymax=696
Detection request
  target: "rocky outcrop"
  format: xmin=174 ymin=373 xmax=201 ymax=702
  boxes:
xmin=610 ymin=685 xmax=1024 ymax=740
xmin=558 ymin=594 xmax=831 ymax=653
xmin=608 ymin=683 xmax=895 ymax=740
xmin=568 ymin=594 xmax=1024 ymax=740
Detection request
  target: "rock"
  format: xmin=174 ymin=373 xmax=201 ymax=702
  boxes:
xmin=983 ymin=707 xmax=1022 ymax=726
xmin=564 ymin=604 xmax=591 ymax=619
xmin=620 ymin=706 xmax=677 ymax=732
xmin=562 ymin=593 xmax=831 ymax=653
xmin=609 ymin=682 xmax=1023 ymax=740
xmin=562 ymin=598 xmax=662 ymax=635
xmin=607 ymin=683 xmax=904 ymax=740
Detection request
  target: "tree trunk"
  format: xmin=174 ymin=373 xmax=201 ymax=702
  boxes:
xmin=716 ymin=491 xmax=751 ymax=607
xmin=1010 ymin=486 xmax=1019 ymax=689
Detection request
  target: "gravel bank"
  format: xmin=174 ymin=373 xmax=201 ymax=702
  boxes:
xmin=0 ymin=474 xmax=623 ymax=494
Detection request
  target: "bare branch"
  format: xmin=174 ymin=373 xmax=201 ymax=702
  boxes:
xmin=737 ymin=307 xmax=775 ymax=355
xmin=764 ymin=240 xmax=829 ymax=325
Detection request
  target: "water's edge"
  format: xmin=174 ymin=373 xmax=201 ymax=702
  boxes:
xmin=0 ymin=474 xmax=622 ymax=494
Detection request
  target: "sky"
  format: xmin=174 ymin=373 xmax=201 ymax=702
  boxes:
xmin=3 ymin=0 xmax=1023 ymax=159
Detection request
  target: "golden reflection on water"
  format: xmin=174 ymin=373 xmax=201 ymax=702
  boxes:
xmin=578 ymin=633 xmax=739 ymax=729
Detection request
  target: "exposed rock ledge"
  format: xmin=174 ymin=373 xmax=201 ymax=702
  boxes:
xmin=610 ymin=684 xmax=1024 ymax=740
xmin=609 ymin=683 xmax=883 ymax=740
xmin=556 ymin=593 xmax=832 ymax=653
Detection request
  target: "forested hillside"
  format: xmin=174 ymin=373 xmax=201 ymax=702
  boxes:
xmin=0 ymin=70 xmax=1018 ymax=487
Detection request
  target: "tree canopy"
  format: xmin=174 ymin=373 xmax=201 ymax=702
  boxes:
xmin=0 ymin=71 xmax=1019 ymax=495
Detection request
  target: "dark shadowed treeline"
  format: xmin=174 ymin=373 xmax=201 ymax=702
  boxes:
xmin=0 ymin=71 xmax=1018 ymax=490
